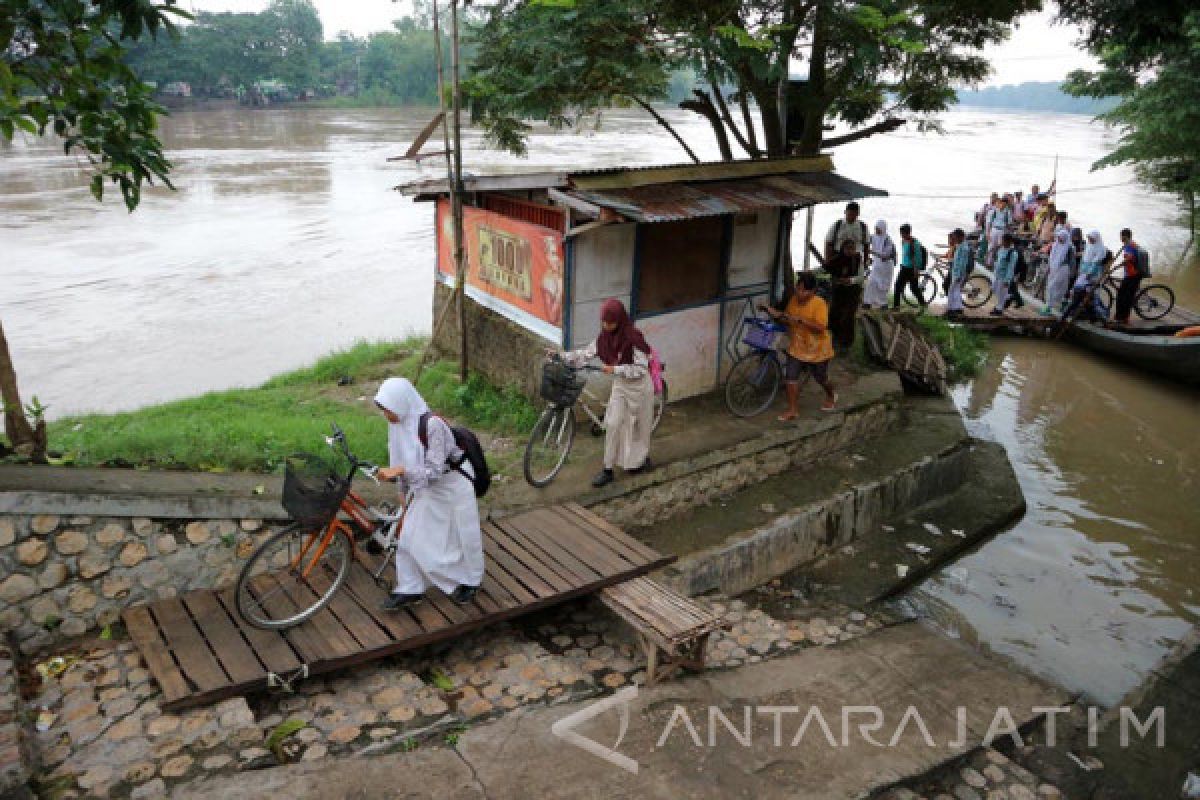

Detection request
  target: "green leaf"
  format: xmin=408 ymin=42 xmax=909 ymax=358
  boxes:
xmin=90 ymin=174 xmax=103 ymax=202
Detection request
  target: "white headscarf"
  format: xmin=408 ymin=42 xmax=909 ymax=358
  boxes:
xmin=1082 ymin=229 xmax=1106 ymax=264
xmin=871 ymin=219 xmax=895 ymax=264
xmin=1048 ymin=228 xmax=1072 ymax=269
xmin=374 ymin=377 xmax=430 ymax=471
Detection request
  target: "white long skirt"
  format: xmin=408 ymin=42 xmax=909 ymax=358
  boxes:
xmin=394 ymin=467 xmax=484 ymax=595
xmin=604 ymin=372 xmax=654 ymax=470
xmin=863 ymin=259 xmax=896 ymax=307
xmin=1046 ymin=263 xmax=1071 ymax=311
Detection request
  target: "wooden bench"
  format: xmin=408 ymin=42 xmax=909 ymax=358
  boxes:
xmin=599 ymin=577 xmax=726 ymax=686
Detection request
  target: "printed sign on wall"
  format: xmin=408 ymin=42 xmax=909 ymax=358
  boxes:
xmin=437 ymin=199 xmax=564 ymax=328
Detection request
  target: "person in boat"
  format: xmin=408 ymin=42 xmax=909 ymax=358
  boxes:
xmin=1062 ymin=229 xmax=1110 ymax=322
xmin=991 ymin=233 xmax=1020 ymax=316
xmin=1035 ymin=201 xmax=1058 ymax=245
xmin=977 ymin=192 xmax=999 ymax=232
xmin=374 ymin=378 xmax=483 ymax=611
xmin=559 ymin=299 xmax=655 ymax=488
xmin=892 ymin=223 xmax=927 ymax=309
xmin=1042 ymin=228 xmax=1074 ymax=315
xmin=862 ymin=219 xmax=897 ymax=310
xmin=946 ymin=228 xmax=972 ymax=319
xmin=826 ymin=238 xmax=864 ymax=349
xmin=1113 ymin=228 xmax=1150 ymax=325
xmin=764 ymin=271 xmax=838 ymax=418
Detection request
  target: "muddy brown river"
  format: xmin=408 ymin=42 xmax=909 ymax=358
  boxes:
xmin=2 ymin=105 xmax=1198 ymax=706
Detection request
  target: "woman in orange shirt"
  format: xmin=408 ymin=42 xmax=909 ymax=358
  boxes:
xmin=765 ymin=271 xmax=838 ymax=420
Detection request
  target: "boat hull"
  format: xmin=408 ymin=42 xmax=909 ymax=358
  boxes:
xmin=1064 ymin=322 xmax=1200 ymax=386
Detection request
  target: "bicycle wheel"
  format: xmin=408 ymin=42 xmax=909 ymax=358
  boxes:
xmin=1135 ymin=284 xmax=1174 ymax=320
xmin=725 ymin=351 xmax=782 ymax=418
xmin=912 ymin=273 xmax=939 ymax=306
xmin=523 ymin=406 xmax=575 ymax=487
xmin=651 ymin=380 xmax=669 ymax=432
xmin=1095 ymin=285 xmax=1115 ymax=319
xmin=962 ymin=275 xmax=993 ymax=309
xmin=235 ymin=522 xmax=353 ymax=630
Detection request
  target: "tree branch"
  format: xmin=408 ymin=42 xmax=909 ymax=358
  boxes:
xmin=738 ymin=91 xmax=759 ymax=156
xmin=630 ymin=96 xmax=700 ymax=164
xmin=708 ymin=71 xmax=760 ymax=158
xmin=681 ymin=89 xmax=734 ymax=161
xmin=822 ymin=117 xmax=906 ymax=148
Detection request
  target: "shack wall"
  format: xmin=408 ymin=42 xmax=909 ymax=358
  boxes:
xmin=567 ymin=223 xmax=637 ymax=349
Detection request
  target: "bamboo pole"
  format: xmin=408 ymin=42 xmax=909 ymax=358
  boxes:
xmin=415 ymin=0 xmax=462 ymax=384
xmin=450 ymin=0 xmax=468 ymax=382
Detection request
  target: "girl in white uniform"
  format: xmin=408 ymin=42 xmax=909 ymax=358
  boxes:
xmin=374 ymin=378 xmax=484 ymax=610
xmin=862 ymin=219 xmax=896 ymax=309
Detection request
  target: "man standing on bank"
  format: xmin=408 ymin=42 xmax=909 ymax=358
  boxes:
xmin=824 ymin=202 xmax=869 ymax=349
xmin=560 ymin=299 xmax=655 ymax=488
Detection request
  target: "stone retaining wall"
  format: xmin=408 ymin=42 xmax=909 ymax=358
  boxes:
xmin=0 ymin=638 xmax=33 ymax=799
xmin=0 ymin=515 xmax=281 ymax=656
xmin=658 ymin=439 xmax=975 ymax=597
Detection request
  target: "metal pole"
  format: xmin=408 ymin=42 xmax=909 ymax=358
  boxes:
xmin=803 ymin=206 xmax=814 ymax=271
xmin=450 ymin=0 xmax=468 ymax=381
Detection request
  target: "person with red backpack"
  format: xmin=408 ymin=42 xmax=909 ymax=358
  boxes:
xmin=1114 ymin=228 xmax=1151 ymax=324
xmin=373 ymin=378 xmax=484 ymax=611
xmin=559 ymin=298 xmax=655 ymax=488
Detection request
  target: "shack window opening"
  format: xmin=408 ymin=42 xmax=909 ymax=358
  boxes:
xmin=635 ymin=218 xmax=725 ymax=315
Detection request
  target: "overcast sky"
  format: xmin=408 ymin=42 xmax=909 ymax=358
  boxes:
xmin=184 ymin=1 xmax=1099 ymax=87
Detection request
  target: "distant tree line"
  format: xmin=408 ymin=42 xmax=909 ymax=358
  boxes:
xmin=955 ymin=81 xmax=1117 ymax=115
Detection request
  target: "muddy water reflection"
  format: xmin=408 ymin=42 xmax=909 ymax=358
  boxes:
xmin=907 ymin=339 xmax=1200 ymax=706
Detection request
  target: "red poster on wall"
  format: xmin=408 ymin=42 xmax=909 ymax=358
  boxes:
xmin=436 ymin=199 xmax=565 ymax=328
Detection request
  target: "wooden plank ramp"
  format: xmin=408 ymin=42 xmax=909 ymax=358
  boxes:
xmin=123 ymin=503 xmax=673 ymax=712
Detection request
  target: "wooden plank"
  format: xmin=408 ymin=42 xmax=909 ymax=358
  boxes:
xmin=180 ymin=592 xmax=265 ymax=685
xmin=273 ymin=573 xmax=363 ymax=660
xmin=123 ymin=606 xmax=190 ymax=703
xmin=306 ymin=565 xmax=393 ymax=651
xmin=521 ymin=509 xmax=628 ymax=576
xmin=353 ymin=550 xmax=456 ymax=632
xmin=150 ymin=596 xmax=230 ymax=692
xmin=214 ymin=589 xmax=301 ymax=675
xmin=487 ymin=520 xmax=575 ymax=592
xmin=341 ymin=563 xmax=427 ymax=640
xmin=546 ymin=506 xmax=646 ymax=566
xmin=562 ymin=503 xmax=661 ymax=562
xmin=250 ymin=573 xmax=337 ymax=665
xmin=478 ymin=543 xmax=541 ymax=604
xmin=499 ymin=512 xmax=604 ymax=583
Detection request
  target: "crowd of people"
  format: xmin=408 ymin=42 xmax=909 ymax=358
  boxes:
xmin=812 ymin=187 xmax=1155 ymax=328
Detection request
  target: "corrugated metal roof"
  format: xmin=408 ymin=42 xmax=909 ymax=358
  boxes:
xmin=563 ymin=172 xmax=887 ymax=223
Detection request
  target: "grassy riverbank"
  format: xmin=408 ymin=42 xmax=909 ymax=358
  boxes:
xmin=45 ymin=339 xmax=538 ymax=473
xmin=915 ymin=316 xmax=989 ymax=382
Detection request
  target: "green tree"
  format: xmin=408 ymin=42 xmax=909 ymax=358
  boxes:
xmin=261 ymin=0 xmax=323 ymax=90
xmin=1 ymin=0 xmax=186 ymax=455
xmin=1060 ymin=1 xmax=1200 ymax=251
xmin=466 ymin=0 xmax=1040 ymax=161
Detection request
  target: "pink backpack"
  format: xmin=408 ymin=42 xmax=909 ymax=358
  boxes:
xmin=649 ymin=348 xmax=665 ymax=395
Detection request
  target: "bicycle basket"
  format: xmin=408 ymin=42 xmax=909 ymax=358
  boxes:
xmin=742 ymin=318 xmax=785 ymax=351
xmin=540 ymin=360 xmax=586 ymax=407
xmin=282 ymin=453 xmax=350 ymax=528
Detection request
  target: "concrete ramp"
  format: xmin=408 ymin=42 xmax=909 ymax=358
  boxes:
xmin=169 ymin=622 xmax=1069 ymax=799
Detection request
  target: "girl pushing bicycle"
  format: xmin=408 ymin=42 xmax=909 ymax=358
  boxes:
xmin=373 ymin=378 xmax=483 ymax=611
xmin=552 ymin=298 xmax=655 ymax=488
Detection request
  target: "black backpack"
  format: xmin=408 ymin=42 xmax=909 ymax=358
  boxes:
xmin=915 ymin=241 xmax=928 ymax=271
xmin=418 ymin=413 xmax=492 ymax=498
xmin=1014 ymin=247 xmax=1028 ymax=280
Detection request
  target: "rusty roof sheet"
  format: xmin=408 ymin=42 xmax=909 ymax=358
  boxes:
xmin=563 ymin=171 xmax=887 ymax=223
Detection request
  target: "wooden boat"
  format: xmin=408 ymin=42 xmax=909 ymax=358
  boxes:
xmin=1064 ymin=321 xmax=1200 ymax=386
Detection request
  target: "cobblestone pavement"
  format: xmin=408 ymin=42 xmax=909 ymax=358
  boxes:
xmin=877 ymin=746 xmax=1066 ymax=800
xmin=23 ymin=593 xmax=886 ymax=799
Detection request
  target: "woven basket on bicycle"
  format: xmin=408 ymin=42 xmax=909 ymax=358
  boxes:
xmin=281 ymin=453 xmax=350 ymax=528
xmin=540 ymin=360 xmax=586 ymax=407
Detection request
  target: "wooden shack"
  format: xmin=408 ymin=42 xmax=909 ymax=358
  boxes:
xmin=400 ymin=156 xmax=886 ymax=400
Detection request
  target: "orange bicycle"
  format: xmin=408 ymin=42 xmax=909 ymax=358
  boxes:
xmin=235 ymin=423 xmax=405 ymax=630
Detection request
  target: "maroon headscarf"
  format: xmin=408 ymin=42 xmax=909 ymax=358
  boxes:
xmin=595 ymin=299 xmax=650 ymax=366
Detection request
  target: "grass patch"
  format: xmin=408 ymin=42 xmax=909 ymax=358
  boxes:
xmin=914 ymin=315 xmax=989 ymax=382
xmin=47 ymin=337 xmax=538 ymax=473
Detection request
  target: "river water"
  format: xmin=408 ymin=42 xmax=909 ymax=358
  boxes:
xmin=2 ymin=106 xmax=1198 ymax=705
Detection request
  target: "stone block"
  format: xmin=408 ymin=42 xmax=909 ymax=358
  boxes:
xmin=119 ymin=542 xmax=149 ymax=568
xmin=184 ymin=522 xmax=211 ymax=546
xmin=15 ymin=539 xmax=47 ymax=566
xmin=31 ymin=515 xmax=60 ymax=535
xmin=38 ymin=562 xmax=69 ymax=590
xmin=95 ymin=524 xmax=127 ymax=547
xmin=66 ymin=586 xmax=99 ymax=614
xmin=0 ymin=575 xmax=37 ymax=605
xmin=0 ymin=518 xmax=15 ymax=547
xmin=155 ymin=534 xmax=178 ymax=556
xmin=54 ymin=530 xmax=88 ymax=555
xmin=78 ymin=553 xmax=111 ymax=580
xmin=132 ymin=518 xmax=155 ymax=536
